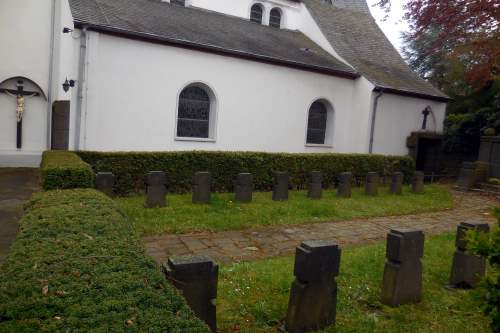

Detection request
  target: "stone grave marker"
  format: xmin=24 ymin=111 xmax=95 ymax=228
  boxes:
xmin=235 ymin=173 xmax=253 ymax=202
xmin=145 ymin=171 xmax=167 ymax=208
xmin=337 ymin=172 xmax=352 ymax=198
xmin=307 ymin=171 xmax=323 ymax=199
xmin=285 ymin=240 xmax=341 ymax=333
xmin=193 ymin=172 xmax=211 ymax=204
xmin=456 ymin=162 xmax=476 ymax=191
xmin=390 ymin=172 xmax=403 ymax=195
xmin=163 ymin=255 xmax=218 ymax=333
xmin=411 ymin=171 xmax=425 ymax=193
xmin=381 ymin=229 xmax=424 ymax=307
xmin=365 ymin=172 xmax=379 ymax=196
xmin=95 ymin=172 xmax=115 ymax=197
xmin=449 ymin=221 xmax=490 ymax=288
xmin=273 ymin=171 xmax=289 ymax=201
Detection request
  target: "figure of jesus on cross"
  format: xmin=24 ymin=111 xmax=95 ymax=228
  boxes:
xmin=0 ymin=79 xmax=41 ymax=149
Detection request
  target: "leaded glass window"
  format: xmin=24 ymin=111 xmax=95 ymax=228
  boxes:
xmin=269 ymin=8 xmax=282 ymax=28
xmin=177 ymin=86 xmax=210 ymax=138
xmin=307 ymin=101 xmax=328 ymax=144
xmin=250 ymin=4 xmax=263 ymax=24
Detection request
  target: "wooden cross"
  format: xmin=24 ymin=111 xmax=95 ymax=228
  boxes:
xmin=0 ymin=80 xmax=41 ymax=149
xmin=421 ymin=106 xmax=431 ymax=130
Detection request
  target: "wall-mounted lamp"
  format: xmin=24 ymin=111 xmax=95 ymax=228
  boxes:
xmin=62 ymin=78 xmax=76 ymax=93
xmin=62 ymin=27 xmax=73 ymax=34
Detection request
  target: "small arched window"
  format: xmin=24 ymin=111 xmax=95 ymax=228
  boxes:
xmin=177 ymin=85 xmax=212 ymax=139
xmin=250 ymin=4 xmax=264 ymax=24
xmin=269 ymin=8 xmax=282 ymax=28
xmin=306 ymin=101 xmax=328 ymax=145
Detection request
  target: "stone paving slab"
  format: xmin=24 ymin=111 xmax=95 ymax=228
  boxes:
xmin=143 ymin=191 xmax=499 ymax=265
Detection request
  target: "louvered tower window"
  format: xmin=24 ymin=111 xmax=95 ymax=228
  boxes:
xmin=250 ymin=4 xmax=264 ymax=24
xmin=269 ymin=8 xmax=282 ymax=28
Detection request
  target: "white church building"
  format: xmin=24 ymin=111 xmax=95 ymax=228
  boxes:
xmin=0 ymin=0 xmax=449 ymax=167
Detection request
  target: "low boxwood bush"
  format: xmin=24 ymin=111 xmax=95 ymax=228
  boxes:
xmin=0 ymin=189 xmax=209 ymax=332
xmin=469 ymin=207 xmax=500 ymax=332
xmin=77 ymin=151 xmax=415 ymax=195
xmin=41 ymin=151 xmax=94 ymax=190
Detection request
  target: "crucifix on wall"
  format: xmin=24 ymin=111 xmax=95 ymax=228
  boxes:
xmin=421 ymin=106 xmax=432 ymax=130
xmin=0 ymin=79 xmax=41 ymax=149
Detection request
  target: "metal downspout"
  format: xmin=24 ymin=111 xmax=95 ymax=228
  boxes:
xmin=369 ymin=90 xmax=384 ymax=154
xmin=74 ymin=27 xmax=87 ymax=150
xmin=46 ymin=0 xmax=56 ymax=149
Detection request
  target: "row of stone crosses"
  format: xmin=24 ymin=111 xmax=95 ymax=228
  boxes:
xmin=95 ymin=170 xmax=426 ymax=206
xmin=164 ymin=222 xmax=490 ymax=333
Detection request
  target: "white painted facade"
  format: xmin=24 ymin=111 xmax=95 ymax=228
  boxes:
xmin=0 ymin=0 xmax=447 ymax=167
xmin=372 ymin=94 xmax=446 ymax=155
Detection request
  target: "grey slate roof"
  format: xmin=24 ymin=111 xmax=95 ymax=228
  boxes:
xmin=304 ymin=0 xmax=449 ymax=101
xmin=68 ymin=0 xmax=357 ymax=78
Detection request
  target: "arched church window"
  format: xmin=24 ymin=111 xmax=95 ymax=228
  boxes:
xmin=250 ymin=4 xmax=264 ymax=24
xmin=177 ymin=84 xmax=215 ymax=139
xmin=306 ymin=101 xmax=329 ymax=145
xmin=269 ymin=8 xmax=282 ymax=28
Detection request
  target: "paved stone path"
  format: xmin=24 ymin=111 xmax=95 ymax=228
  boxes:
xmin=0 ymin=168 xmax=39 ymax=263
xmin=144 ymin=190 xmax=498 ymax=265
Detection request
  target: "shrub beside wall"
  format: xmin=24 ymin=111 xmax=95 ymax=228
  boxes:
xmin=41 ymin=151 xmax=94 ymax=190
xmin=77 ymin=151 xmax=415 ymax=195
xmin=0 ymin=189 xmax=209 ymax=332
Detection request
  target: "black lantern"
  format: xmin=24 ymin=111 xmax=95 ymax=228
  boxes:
xmin=62 ymin=78 xmax=75 ymax=93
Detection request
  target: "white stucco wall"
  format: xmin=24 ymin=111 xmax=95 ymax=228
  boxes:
xmin=73 ymin=32 xmax=360 ymax=153
xmin=371 ymin=93 xmax=447 ymax=155
xmin=0 ymin=0 xmax=53 ymax=165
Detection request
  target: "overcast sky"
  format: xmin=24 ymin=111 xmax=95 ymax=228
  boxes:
xmin=366 ymin=0 xmax=409 ymax=54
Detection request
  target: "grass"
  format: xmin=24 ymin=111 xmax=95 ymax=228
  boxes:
xmin=217 ymin=233 xmax=490 ymax=332
xmin=117 ymin=185 xmax=454 ymax=235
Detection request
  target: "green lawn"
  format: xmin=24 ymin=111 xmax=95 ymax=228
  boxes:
xmin=217 ymin=233 xmax=490 ymax=332
xmin=117 ymin=185 xmax=454 ymax=235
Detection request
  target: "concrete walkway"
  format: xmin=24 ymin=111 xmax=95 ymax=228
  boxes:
xmin=143 ymin=190 xmax=498 ymax=265
xmin=0 ymin=168 xmax=39 ymax=263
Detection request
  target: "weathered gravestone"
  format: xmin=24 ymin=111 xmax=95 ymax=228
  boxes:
xmin=273 ymin=171 xmax=289 ymax=201
xmin=456 ymin=162 xmax=476 ymax=191
xmin=411 ymin=171 xmax=425 ymax=193
xmin=285 ymin=240 xmax=341 ymax=333
xmin=235 ymin=173 xmax=253 ymax=202
xmin=145 ymin=171 xmax=167 ymax=208
xmin=307 ymin=171 xmax=323 ymax=200
xmin=337 ymin=172 xmax=352 ymax=198
xmin=390 ymin=172 xmax=403 ymax=195
xmin=193 ymin=172 xmax=211 ymax=204
xmin=95 ymin=172 xmax=115 ymax=197
xmin=163 ymin=255 xmax=218 ymax=333
xmin=381 ymin=229 xmax=424 ymax=307
xmin=448 ymin=221 xmax=490 ymax=288
xmin=365 ymin=172 xmax=379 ymax=196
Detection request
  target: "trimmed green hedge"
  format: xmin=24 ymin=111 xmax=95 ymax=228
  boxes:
xmin=77 ymin=151 xmax=415 ymax=195
xmin=0 ymin=189 xmax=209 ymax=332
xmin=41 ymin=151 xmax=94 ymax=190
